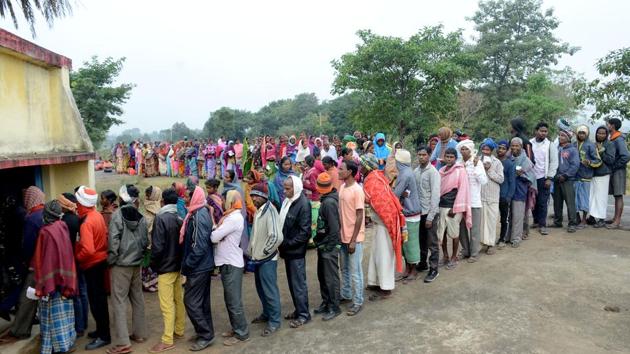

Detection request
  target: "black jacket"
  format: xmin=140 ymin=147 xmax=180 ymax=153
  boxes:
xmin=594 ymin=140 xmax=615 ymax=177
xmin=314 ymin=190 xmax=340 ymax=252
xmin=150 ymin=206 xmax=183 ymax=274
xmin=279 ymin=192 xmax=311 ymax=260
xmin=62 ymin=213 xmax=80 ymax=248
xmin=181 ymin=207 xmax=214 ymax=276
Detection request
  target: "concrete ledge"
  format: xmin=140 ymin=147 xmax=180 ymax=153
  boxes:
xmin=0 ymin=152 xmax=96 ymax=169
xmin=0 ymin=28 xmax=72 ymax=69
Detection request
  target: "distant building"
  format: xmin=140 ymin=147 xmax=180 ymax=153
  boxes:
xmin=0 ymin=28 xmax=95 ymax=200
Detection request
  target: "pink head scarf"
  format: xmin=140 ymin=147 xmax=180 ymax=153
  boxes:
xmin=179 ymin=186 xmax=207 ymax=243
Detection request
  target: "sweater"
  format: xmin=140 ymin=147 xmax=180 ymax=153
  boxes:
xmin=393 ymin=162 xmax=422 ymax=216
xmin=210 ymin=212 xmax=245 ymax=268
xmin=575 ymin=140 xmax=601 ymax=180
xmin=557 ymin=144 xmax=580 ymax=180
xmin=610 ymin=134 xmax=630 ymax=171
xmin=463 ymin=158 xmax=488 ymax=208
xmin=480 ymin=156 xmax=504 ymax=203
xmin=150 ymin=204 xmax=183 ymax=274
xmin=248 ymin=202 xmax=284 ymax=261
xmin=279 ymin=193 xmax=311 ymax=260
xmin=75 ymin=207 xmax=108 ymax=270
xmin=593 ymin=140 xmax=615 ymax=177
xmin=314 ymin=190 xmax=341 ymax=252
xmin=181 ymin=207 xmax=215 ymax=276
xmin=108 ymin=205 xmax=149 ymax=267
xmin=413 ymin=163 xmax=440 ymax=222
xmin=499 ymin=157 xmax=516 ymax=201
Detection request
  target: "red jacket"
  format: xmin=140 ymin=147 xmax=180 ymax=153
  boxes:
xmin=75 ymin=206 xmax=108 ymax=270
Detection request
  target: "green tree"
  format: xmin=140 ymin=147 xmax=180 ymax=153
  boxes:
xmin=203 ymin=107 xmax=252 ymax=140
xmin=575 ymin=47 xmax=630 ymax=120
xmin=469 ymin=0 xmax=578 ymax=134
xmin=169 ymin=122 xmax=194 ymax=141
xmin=320 ymin=93 xmax=363 ymax=135
xmin=0 ymin=0 xmax=71 ymax=35
xmin=70 ymin=56 xmax=134 ymax=149
xmin=331 ymin=25 xmax=476 ymax=138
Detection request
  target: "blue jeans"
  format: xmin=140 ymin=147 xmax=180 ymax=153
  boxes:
xmin=340 ymin=243 xmax=364 ymax=306
xmin=254 ymin=260 xmax=281 ymax=328
xmin=73 ymin=270 xmax=89 ymax=333
xmin=533 ymin=178 xmax=551 ymax=227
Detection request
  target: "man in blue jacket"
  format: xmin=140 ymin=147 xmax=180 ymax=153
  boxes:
xmin=181 ymin=186 xmax=215 ymax=351
xmin=496 ymin=141 xmax=515 ymax=248
xmin=553 ymin=130 xmax=580 ymax=233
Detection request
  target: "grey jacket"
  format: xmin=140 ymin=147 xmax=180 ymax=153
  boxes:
xmin=394 ymin=161 xmax=422 ymax=216
xmin=248 ymin=201 xmax=284 ymax=261
xmin=413 ymin=163 xmax=440 ymax=221
xmin=108 ymin=204 xmax=149 ymax=267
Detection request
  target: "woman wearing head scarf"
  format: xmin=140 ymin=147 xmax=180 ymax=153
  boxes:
xmin=278 ymin=175 xmax=312 ymax=328
xmin=2 ymin=186 xmax=46 ymax=343
xmin=203 ymin=140 xmax=217 ymax=179
xmin=34 ymin=200 xmax=78 ymax=354
xmin=591 ymin=126 xmax=615 ymax=228
xmin=274 ymin=157 xmax=296 ymax=203
xmin=179 ymin=186 xmax=215 ymax=352
xmin=430 ymin=127 xmax=458 ymax=170
xmin=210 ymin=191 xmax=249 ymax=346
xmin=142 ymin=186 xmax=162 ymax=293
xmin=373 ymin=133 xmax=391 ymax=170
xmin=172 ymin=182 xmax=188 ymax=219
xmin=479 ymin=139 xmax=504 ymax=255
xmin=385 ymin=141 xmax=403 ymax=184
xmin=296 ymin=139 xmax=310 ymax=163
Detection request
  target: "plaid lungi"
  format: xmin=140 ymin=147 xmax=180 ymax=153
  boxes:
xmin=39 ymin=292 xmax=75 ymax=354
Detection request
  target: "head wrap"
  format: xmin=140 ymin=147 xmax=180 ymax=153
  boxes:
xmin=43 ymin=200 xmax=63 ymax=225
xmin=557 ymin=118 xmax=571 ymax=132
xmin=179 ymin=186 xmax=207 ymax=243
xmin=316 ymin=172 xmax=333 ymax=195
xmin=24 ymin=186 xmax=45 ymax=211
xmin=75 ymin=186 xmax=98 ymax=208
xmin=456 ymin=139 xmax=476 ymax=159
xmin=346 ymin=141 xmax=358 ymax=151
xmin=285 ymin=175 xmax=303 ymax=203
xmin=510 ymin=137 xmax=523 ymax=146
xmin=438 ymin=127 xmax=453 ymax=141
xmin=480 ymin=138 xmax=497 ymax=151
xmin=559 ymin=130 xmax=573 ymax=140
xmin=57 ymin=193 xmax=77 ymax=213
xmin=250 ymin=182 xmax=269 ymax=200
xmin=360 ymin=154 xmax=379 ymax=172
xmin=342 ymin=135 xmax=356 ymax=144
xmin=576 ymin=125 xmax=589 ymax=137
xmin=173 ymin=182 xmax=187 ymax=198
xmin=497 ymin=140 xmax=509 ymax=149
xmin=395 ymin=149 xmax=412 ymax=165
xmin=187 ymin=177 xmax=199 ymax=190
xmin=119 ymin=185 xmax=137 ymax=204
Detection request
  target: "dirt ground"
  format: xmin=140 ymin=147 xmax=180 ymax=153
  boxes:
xmin=3 ymin=174 xmax=630 ymax=354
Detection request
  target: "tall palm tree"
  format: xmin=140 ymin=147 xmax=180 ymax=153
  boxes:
xmin=0 ymin=0 xmax=72 ymax=35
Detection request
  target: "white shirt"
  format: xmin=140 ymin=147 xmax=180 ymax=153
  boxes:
xmin=320 ymin=146 xmax=338 ymax=161
xmin=531 ymin=139 xmax=548 ymax=179
xmin=463 ymin=158 xmax=488 ymax=208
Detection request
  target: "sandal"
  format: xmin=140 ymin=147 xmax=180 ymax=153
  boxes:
xmin=106 ymin=345 xmax=132 ymax=354
xmin=289 ymin=317 xmax=310 ymax=328
xmin=368 ymin=292 xmax=391 ymax=301
xmin=149 ymin=343 xmax=175 ymax=353
xmin=606 ymin=224 xmax=621 ymax=230
xmin=129 ymin=335 xmax=146 ymax=343
xmin=403 ymin=273 xmax=418 ymax=284
xmin=283 ymin=312 xmax=297 ymax=320
xmin=251 ymin=315 xmax=268 ymax=324
xmin=261 ymin=326 xmax=278 ymax=337
xmin=221 ymin=331 xmax=235 ymax=338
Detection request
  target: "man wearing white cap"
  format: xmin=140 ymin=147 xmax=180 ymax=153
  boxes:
xmin=75 ymin=186 xmax=112 ymax=350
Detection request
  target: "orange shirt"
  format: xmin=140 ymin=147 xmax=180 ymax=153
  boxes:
xmin=339 ymin=182 xmax=365 ymax=244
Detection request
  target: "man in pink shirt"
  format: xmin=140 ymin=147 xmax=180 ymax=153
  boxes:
xmin=338 ymin=160 xmax=365 ymax=316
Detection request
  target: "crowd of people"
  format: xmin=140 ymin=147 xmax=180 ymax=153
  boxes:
xmin=1 ymin=117 xmax=629 ymax=353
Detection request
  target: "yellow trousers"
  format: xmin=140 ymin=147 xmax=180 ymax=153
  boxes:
xmin=157 ymin=272 xmax=185 ymax=345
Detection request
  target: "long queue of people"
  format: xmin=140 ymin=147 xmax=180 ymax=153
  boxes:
xmin=1 ymin=117 xmax=628 ymax=354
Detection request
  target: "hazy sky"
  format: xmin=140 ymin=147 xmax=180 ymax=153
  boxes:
xmin=4 ymin=0 xmax=630 ymax=134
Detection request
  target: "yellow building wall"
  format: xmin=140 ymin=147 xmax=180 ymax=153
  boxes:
xmin=41 ymin=161 xmax=96 ymax=199
xmin=0 ymin=48 xmax=93 ymax=156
